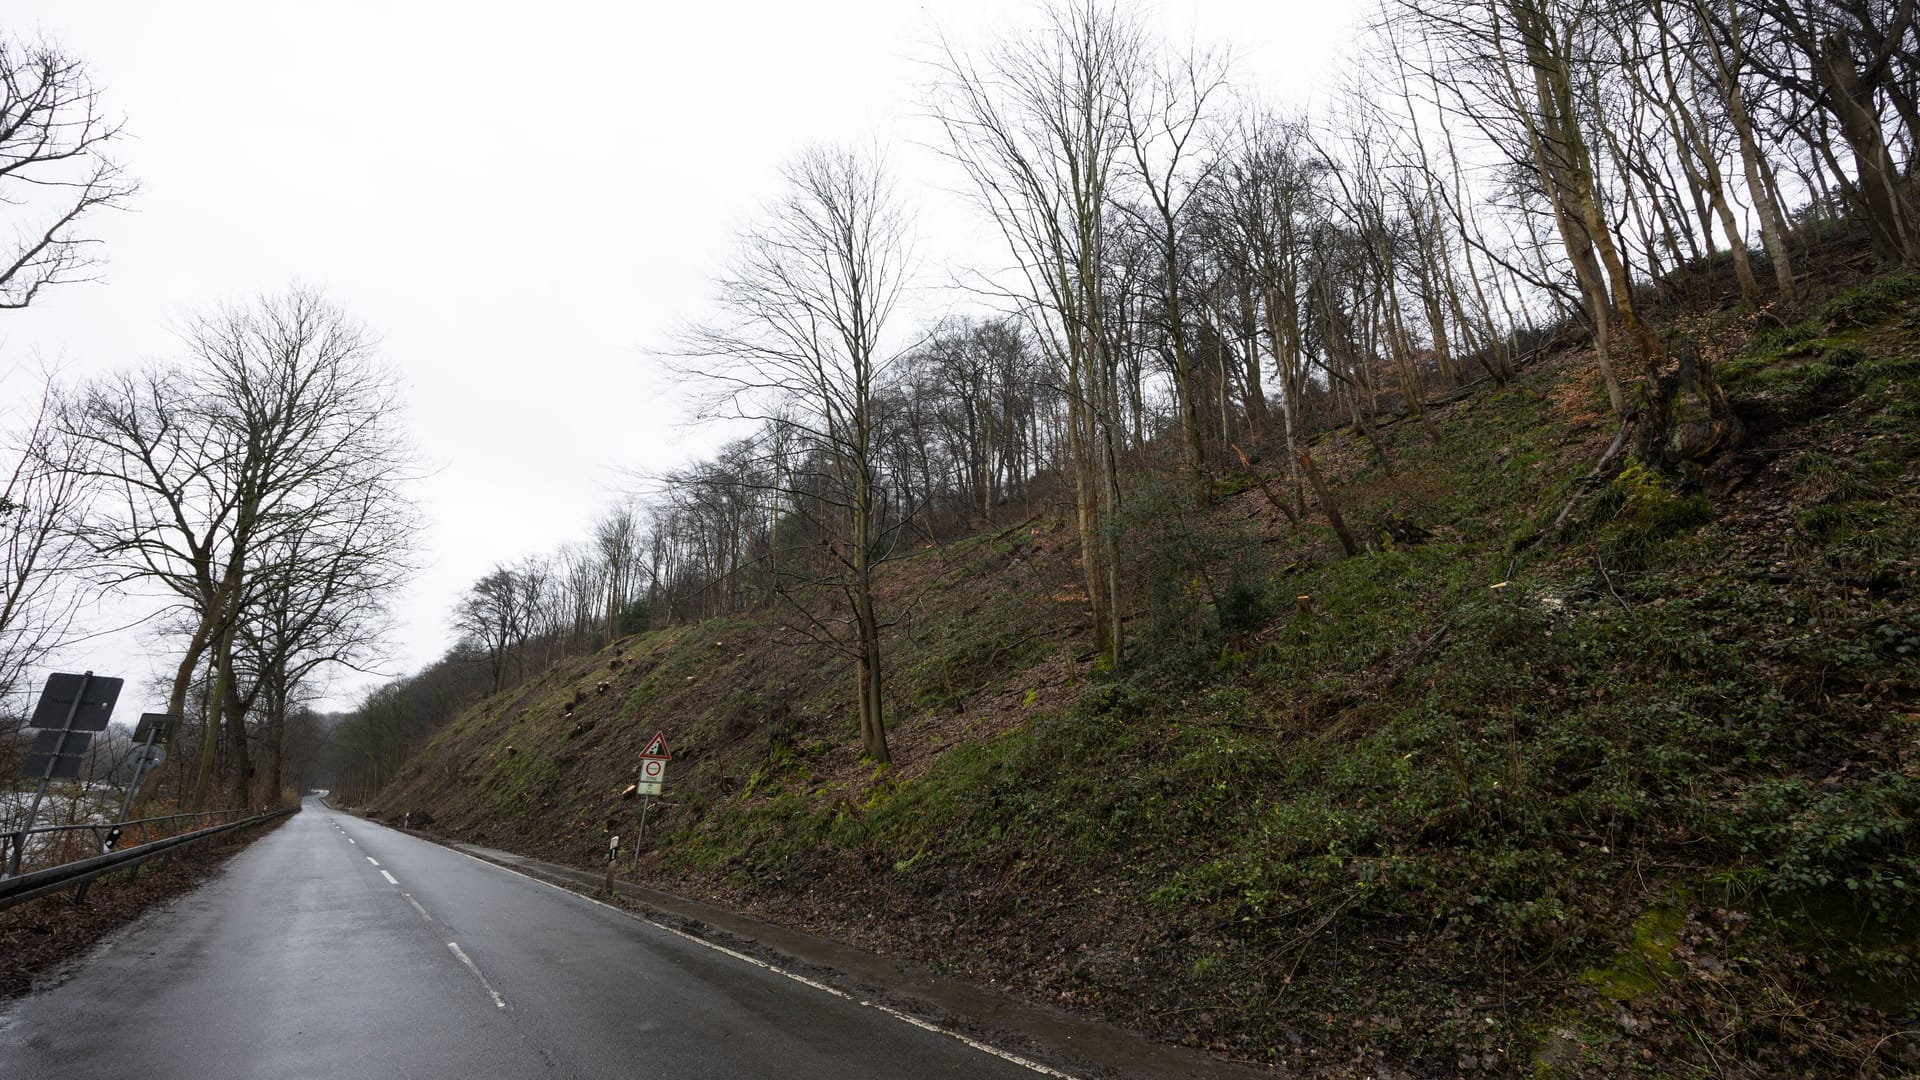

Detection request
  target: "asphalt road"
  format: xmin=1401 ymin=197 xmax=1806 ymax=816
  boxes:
xmin=0 ymin=798 xmax=1058 ymax=1080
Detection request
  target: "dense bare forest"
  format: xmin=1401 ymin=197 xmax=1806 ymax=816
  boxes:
xmin=315 ymin=0 xmax=1918 ymax=796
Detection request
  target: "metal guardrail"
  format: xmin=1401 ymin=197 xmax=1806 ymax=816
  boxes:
xmin=1 ymin=809 xmax=258 ymax=876
xmin=0 ymin=806 xmax=296 ymax=912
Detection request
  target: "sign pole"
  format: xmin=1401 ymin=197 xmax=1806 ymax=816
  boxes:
xmin=628 ymin=795 xmax=652 ymax=875
xmin=5 ymin=671 xmax=90 ymax=879
xmin=103 ymin=724 xmax=161 ymax=854
xmin=71 ymin=722 xmax=162 ymax=905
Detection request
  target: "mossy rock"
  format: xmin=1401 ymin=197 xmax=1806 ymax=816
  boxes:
xmin=1580 ymin=903 xmax=1683 ymax=1002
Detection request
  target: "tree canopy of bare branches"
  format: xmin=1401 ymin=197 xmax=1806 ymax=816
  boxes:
xmin=65 ymin=287 xmax=416 ymax=808
xmin=675 ymin=144 xmax=913 ymax=763
xmin=0 ymin=34 xmax=135 ymax=309
xmin=0 ymin=379 xmax=91 ymax=715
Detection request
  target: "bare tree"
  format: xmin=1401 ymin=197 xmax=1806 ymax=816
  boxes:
xmin=232 ymin=470 xmax=414 ymax=803
xmin=558 ymin=540 xmax=610 ymax=650
xmin=1118 ymin=37 xmax=1232 ymax=496
xmin=1391 ymin=0 xmax=1743 ymax=468
xmin=66 ymin=288 xmax=413 ymax=808
xmin=676 ymin=144 xmax=910 ymax=764
xmin=0 ymin=377 xmax=91 ymax=715
xmin=452 ymin=563 xmax=543 ymax=694
xmin=1201 ymin=108 xmax=1325 ymax=516
xmin=930 ymin=0 xmax=1144 ymax=669
xmin=0 ymin=32 xmax=129 ymax=719
xmin=902 ymin=315 xmax=1047 ymax=523
xmin=1739 ymin=0 xmax=1919 ymax=263
xmin=594 ymin=503 xmax=647 ymax=643
xmin=0 ymin=34 xmax=136 ymax=309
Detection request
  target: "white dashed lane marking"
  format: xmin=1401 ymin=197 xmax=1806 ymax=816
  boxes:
xmin=339 ymin=810 xmax=1062 ymax=1068
xmin=447 ymin=942 xmax=508 ymax=1008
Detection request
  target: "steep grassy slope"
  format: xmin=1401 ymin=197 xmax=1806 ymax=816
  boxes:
xmin=374 ymin=274 xmax=1920 ymax=1077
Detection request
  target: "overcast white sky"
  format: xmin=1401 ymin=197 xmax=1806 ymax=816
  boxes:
xmin=0 ymin=0 xmax=1363 ymax=718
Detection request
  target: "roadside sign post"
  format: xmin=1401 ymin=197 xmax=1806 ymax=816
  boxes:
xmin=629 ymin=732 xmax=670 ymax=874
xmin=71 ymin=717 xmax=172 ymax=903
xmin=105 ymin=715 xmax=176 ymax=852
xmin=7 ymin=671 xmax=123 ymax=878
xmin=629 ymin=799 xmax=652 ymax=875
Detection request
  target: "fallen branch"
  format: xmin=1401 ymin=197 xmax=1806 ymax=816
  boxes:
xmin=1298 ymin=449 xmax=1359 ymax=556
xmin=1597 ymin=555 xmax=1631 ymax=610
xmin=1542 ymin=418 xmax=1637 ymax=542
xmin=1232 ymin=443 xmax=1300 ymax=526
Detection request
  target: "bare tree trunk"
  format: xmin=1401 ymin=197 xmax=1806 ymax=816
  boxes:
xmin=1502 ymin=2 xmax=1628 ymax=414
xmin=191 ymin=582 xmax=241 ymax=809
xmin=852 ymin=492 xmax=888 ymax=763
xmin=1821 ymin=30 xmax=1915 ymax=263
xmin=265 ymin=675 xmax=286 ymax=805
xmin=1298 ymin=450 xmax=1358 ymax=557
xmin=1065 ymin=352 xmax=1114 ymax=664
xmin=1383 ymin=269 xmax=1441 ymax=443
xmin=1264 ymin=294 xmax=1309 ymax=518
xmin=1645 ymin=11 xmax=1760 ymax=301
xmin=1238 ymin=283 xmax=1270 ymax=432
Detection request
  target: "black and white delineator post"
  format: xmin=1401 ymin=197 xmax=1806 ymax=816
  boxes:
xmin=628 ymin=731 xmax=670 ymax=875
xmin=6 ymin=671 xmax=124 ymax=878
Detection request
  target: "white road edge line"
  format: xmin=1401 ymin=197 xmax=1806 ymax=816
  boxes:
xmin=379 ymin=870 xmax=399 ymax=886
xmin=436 ymin=844 xmax=1080 ymax=1079
xmin=641 ymin=918 xmax=1079 ymax=1079
xmin=447 ymin=941 xmax=508 ymax=1009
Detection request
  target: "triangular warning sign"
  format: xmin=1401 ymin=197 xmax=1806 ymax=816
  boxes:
xmin=640 ymin=731 xmax=670 ymax=759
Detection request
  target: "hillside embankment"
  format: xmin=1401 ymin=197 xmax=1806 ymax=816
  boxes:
xmin=372 ymin=272 xmax=1920 ymax=1077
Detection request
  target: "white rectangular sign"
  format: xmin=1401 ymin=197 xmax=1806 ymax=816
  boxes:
xmin=637 ymin=755 xmax=667 ymax=796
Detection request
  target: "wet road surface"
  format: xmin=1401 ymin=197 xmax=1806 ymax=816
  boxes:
xmin=0 ymin=798 xmax=1057 ymax=1079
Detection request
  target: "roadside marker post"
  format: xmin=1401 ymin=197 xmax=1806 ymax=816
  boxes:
xmin=604 ymin=834 xmax=620 ymax=893
xmin=629 ymin=732 xmax=670 ymax=875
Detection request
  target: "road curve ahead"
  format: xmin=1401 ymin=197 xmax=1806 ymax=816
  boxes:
xmin=0 ymin=797 xmax=1059 ymax=1080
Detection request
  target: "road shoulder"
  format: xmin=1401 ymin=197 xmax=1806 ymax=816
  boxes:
xmin=407 ymin=831 xmax=1274 ymax=1080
